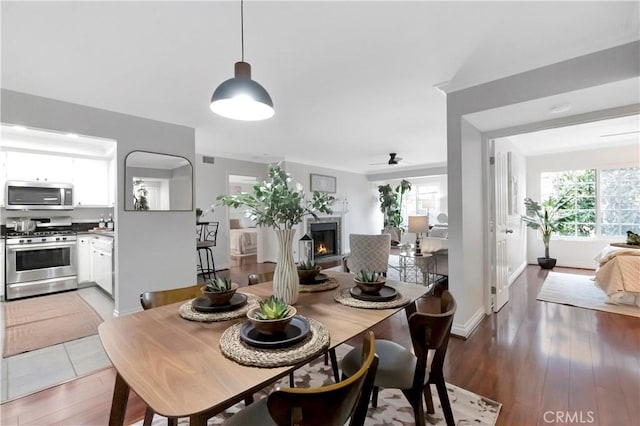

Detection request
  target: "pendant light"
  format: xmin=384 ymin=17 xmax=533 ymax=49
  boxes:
xmin=210 ymin=0 xmax=274 ymax=121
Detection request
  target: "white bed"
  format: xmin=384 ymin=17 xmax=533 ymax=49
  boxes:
xmin=594 ymin=245 xmax=640 ymax=306
xmin=229 ymin=228 xmax=258 ymax=256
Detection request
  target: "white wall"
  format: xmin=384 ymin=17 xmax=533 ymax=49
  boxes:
xmin=446 ymin=41 xmax=639 ymax=337
xmin=525 ymin=143 xmax=639 ymax=269
xmin=1 ymin=89 xmax=196 ymax=315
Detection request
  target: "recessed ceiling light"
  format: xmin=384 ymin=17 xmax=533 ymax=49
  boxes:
xmin=67 ymin=133 xmax=79 ymax=138
xmin=549 ymin=103 xmax=572 ymax=114
xmin=13 ymin=125 xmax=26 ymax=131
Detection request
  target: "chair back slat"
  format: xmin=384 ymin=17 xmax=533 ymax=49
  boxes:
xmin=267 ymin=331 xmax=378 ymax=426
xmin=139 ymin=284 xmax=202 ymax=310
xmin=408 ymin=290 xmax=456 ymax=388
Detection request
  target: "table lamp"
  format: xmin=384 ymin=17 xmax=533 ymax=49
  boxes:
xmin=408 ymin=215 xmax=429 ymax=256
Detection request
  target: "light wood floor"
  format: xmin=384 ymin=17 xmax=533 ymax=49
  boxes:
xmin=1 ymin=264 xmax=638 ymax=426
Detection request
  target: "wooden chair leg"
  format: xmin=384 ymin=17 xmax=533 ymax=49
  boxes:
xmin=324 ymin=352 xmax=329 ymax=365
xmin=371 ymin=386 xmax=379 ymax=408
xmin=402 ymin=389 xmax=426 ymax=426
xmin=435 ymin=379 xmax=455 ymax=426
xmin=329 ymin=348 xmax=340 ymax=383
xmin=244 ymin=395 xmax=254 ymax=406
xmin=142 ymin=406 xmax=154 ymax=426
xmin=289 ymin=371 xmax=295 ymax=387
xmin=168 ymin=418 xmax=178 ymax=426
xmin=423 ymin=383 xmax=435 ymax=414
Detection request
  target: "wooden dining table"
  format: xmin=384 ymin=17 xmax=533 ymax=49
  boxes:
xmin=99 ymin=270 xmax=428 ymax=426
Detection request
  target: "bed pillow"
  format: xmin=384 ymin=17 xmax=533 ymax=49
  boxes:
xmin=429 ymin=226 xmax=448 ymax=238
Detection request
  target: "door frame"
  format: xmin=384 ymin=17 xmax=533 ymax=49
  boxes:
xmin=481 ymin=104 xmax=639 ymax=313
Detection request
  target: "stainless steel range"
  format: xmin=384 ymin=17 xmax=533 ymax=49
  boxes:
xmin=5 ymin=217 xmax=78 ymax=300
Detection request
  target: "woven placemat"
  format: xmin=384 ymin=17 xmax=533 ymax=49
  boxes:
xmin=299 ymin=277 xmax=340 ymax=293
xmin=219 ymin=316 xmax=330 ymax=368
xmin=179 ymin=294 xmax=260 ymax=322
xmin=333 ymin=287 xmax=410 ymax=309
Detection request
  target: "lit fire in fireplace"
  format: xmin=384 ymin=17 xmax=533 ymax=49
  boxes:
xmin=317 ymin=242 xmax=328 ymax=254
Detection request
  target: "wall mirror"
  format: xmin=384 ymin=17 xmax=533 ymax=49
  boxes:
xmin=125 ymin=151 xmax=193 ymax=211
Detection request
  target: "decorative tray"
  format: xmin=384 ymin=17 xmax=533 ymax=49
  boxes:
xmin=239 ymin=316 xmax=311 ymax=349
xmin=192 ymin=293 xmax=248 ymax=313
xmin=349 ymin=286 xmax=398 ymax=302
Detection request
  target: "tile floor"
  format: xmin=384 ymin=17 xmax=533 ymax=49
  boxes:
xmin=0 ymin=285 xmax=114 ymax=402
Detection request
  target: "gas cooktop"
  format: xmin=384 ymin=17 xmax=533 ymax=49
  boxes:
xmin=6 ymin=229 xmax=75 ymax=238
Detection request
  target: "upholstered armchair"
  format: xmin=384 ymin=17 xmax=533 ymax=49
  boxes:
xmin=342 ymin=234 xmax=391 ymax=274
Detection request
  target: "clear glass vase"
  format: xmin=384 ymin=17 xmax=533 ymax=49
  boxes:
xmin=272 ymin=228 xmax=300 ymax=304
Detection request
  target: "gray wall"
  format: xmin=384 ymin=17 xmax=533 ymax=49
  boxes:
xmin=1 ymin=89 xmax=196 ymax=315
xmin=446 ymin=41 xmax=640 ymax=336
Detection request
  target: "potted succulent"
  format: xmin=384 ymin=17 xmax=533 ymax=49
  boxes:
xmin=297 ymin=260 xmax=321 ymax=282
xmin=521 ymin=196 xmax=571 ymax=269
xmin=353 ymin=270 xmax=386 ymax=294
xmin=218 ymin=163 xmax=334 ymax=304
xmin=201 ymin=277 xmax=238 ymax=305
xmin=247 ymin=296 xmax=297 ymax=335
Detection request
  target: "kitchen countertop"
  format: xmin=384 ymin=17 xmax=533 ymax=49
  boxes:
xmin=77 ymin=230 xmax=116 ymax=237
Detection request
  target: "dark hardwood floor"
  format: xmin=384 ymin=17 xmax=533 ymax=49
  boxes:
xmin=2 ymin=263 xmax=638 ymax=426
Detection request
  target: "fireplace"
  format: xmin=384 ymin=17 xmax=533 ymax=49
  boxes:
xmin=307 ymin=217 xmax=341 ymax=260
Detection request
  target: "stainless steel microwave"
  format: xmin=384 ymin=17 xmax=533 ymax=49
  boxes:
xmin=5 ymin=181 xmax=74 ymax=210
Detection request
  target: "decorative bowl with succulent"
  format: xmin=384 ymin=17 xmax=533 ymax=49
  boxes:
xmin=353 ymin=270 xmax=386 ymax=294
xmin=297 ymin=260 xmax=321 ymax=281
xmin=247 ymin=296 xmax=297 ymax=335
xmin=201 ymin=277 xmax=238 ymax=305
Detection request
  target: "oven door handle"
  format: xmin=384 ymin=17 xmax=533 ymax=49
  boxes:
xmin=8 ymin=241 xmax=77 ymax=251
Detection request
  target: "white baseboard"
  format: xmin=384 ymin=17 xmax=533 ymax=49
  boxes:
xmin=451 ymin=307 xmax=485 ymax=338
xmin=112 ymin=306 xmax=143 ymax=317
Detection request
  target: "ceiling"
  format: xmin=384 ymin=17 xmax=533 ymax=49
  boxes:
xmin=504 ymin=114 xmax=640 ymax=156
xmin=2 ymin=1 xmax=639 ymax=174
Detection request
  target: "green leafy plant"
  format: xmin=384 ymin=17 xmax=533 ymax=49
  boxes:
xmin=133 ymin=179 xmax=149 ymax=211
xmin=204 ymin=277 xmax=233 ymax=293
xmin=254 ymin=296 xmax=291 ymax=320
xmin=522 ymin=196 xmax=572 ymax=259
xmin=298 ymin=260 xmax=318 ymax=270
xmin=378 ymin=179 xmax=412 ymax=229
xmin=217 ymin=163 xmax=335 ymax=230
xmin=354 ymin=270 xmax=381 ymax=283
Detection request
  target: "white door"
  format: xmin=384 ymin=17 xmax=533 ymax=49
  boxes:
xmin=491 ymin=140 xmax=510 ymax=312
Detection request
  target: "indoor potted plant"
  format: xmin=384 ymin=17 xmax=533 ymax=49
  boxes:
xmin=521 ymin=196 xmax=571 ymax=269
xmin=378 ymin=179 xmax=411 ymax=244
xmin=246 ymin=296 xmax=296 ymax=335
xmin=217 ymin=163 xmax=334 ymax=304
xmin=353 ymin=270 xmax=386 ymax=294
xmin=201 ymin=277 xmax=238 ymax=305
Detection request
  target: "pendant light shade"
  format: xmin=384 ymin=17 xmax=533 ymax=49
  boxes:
xmin=210 ymin=62 xmax=274 ymax=121
xmin=210 ymin=0 xmax=274 ymax=121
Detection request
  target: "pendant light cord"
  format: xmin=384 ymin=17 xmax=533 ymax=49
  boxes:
xmin=240 ymin=0 xmax=245 ymax=61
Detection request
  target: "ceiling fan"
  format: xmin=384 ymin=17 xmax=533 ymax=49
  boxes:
xmin=369 ymin=153 xmax=405 ymax=166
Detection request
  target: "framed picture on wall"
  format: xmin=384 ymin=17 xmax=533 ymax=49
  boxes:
xmin=310 ymin=173 xmax=337 ymax=193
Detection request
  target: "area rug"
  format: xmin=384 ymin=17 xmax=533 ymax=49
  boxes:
xmin=537 ymin=272 xmax=640 ymax=318
xmin=3 ymin=292 xmax=103 ymax=357
xmin=133 ymin=345 xmax=501 ymax=426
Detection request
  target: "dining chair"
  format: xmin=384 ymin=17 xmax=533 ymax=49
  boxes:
xmin=197 ymin=221 xmax=219 ymax=280
xmin=247 ymin=272 xmax=340 ymax=386
xmin=339 ymin=290 xmax=457 ymax=426
xmin=139 ymin=283 xmax=251 ymax=426
xmin=223 ymin=331 xmax=379 ymax=426
xmin=342 ymin=233 xmax=391 ymax=274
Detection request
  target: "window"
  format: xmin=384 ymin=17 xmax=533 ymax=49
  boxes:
xmin=600 ymin=167 xmax=640 ymax=236
xmin=540 ymin=167 xmax=640 ymax=237
xmin=402 ymin=183 xmax=441 ymax=226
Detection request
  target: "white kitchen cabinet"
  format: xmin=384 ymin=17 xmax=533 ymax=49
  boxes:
xmin=77 ymin=236 xmax=92 ymax=283
xmin=90 ymin=236 xmax=113 ymax=296
xmin=73 ymin=158 xmax=111 ymax=207
xmin=5 ymin=151 xmax=73 ymax=183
